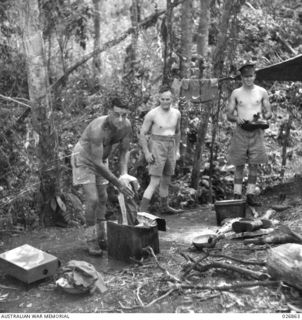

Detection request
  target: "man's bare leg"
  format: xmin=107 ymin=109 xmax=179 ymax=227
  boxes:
xmin=96 ymin=184 xmax=108 ymax=250
xmin=234 ymin=165 xmax=244 ymax=199
xmin=246 ymin=164 xmax=261 ymax=206
xmin=82 ymin=183 xmax=103 ymax=256
xmin=139 ymin=176 xmax=160 ymax=212
xmin=159 ymin=175 xmax=183 ymax=214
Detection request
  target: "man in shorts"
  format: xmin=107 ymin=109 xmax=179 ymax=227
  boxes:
xmin=227 ymin=61 xmax=272 ymax=206
xmin=71 ymin=96 xmax=134 ymax=256
xmin=139 ymin=85 xmax=183 ymax=214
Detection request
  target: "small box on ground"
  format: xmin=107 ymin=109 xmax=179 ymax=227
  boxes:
xmin=0 ymin=244 xmax=60 ymax=284
xmin=214 ymin=199 xmax=246 ymax=226
xmin=107 ymin=221 xmax=159 ymax=262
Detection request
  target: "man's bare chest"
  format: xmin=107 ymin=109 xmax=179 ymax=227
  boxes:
xmin=153 ymin=113 xmax=178 ymax=130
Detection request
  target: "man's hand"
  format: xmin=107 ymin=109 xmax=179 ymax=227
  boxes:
xmin=175 ymin=151 xmax=180 ymax=160
xmin=118 ymin=180 xmax=134 ymax=198
xmin=236 ymin=116 xmax=245 ymax=125
xmin=145 ymin=152 xmax=155 ymax=164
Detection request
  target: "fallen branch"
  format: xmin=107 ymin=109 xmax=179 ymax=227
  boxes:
xmin=146 ymin=246 xmax=181 ymax=283
xmin=180 ymin=280 xmax=279 ymax=291
xmin=180 ymin=252 xmax=210 ymax=278
xmin=209 ymin=253 xmax=266 ymax=266
xmin=144 ymin=288 xmax=177 ymax=308
xmin=136 ymin=284 xmax=145 ymax=307
xmin=194 ymin=261 xmax=270 ymax=281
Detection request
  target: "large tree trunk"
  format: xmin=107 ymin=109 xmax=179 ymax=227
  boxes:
xmin=162 ymin=0 xmax=173 ymax=86
xmin=196 ymin=0 xmax=211 ymax=58
xmin=92 ymin=0 xmax=102 ymax=82
xmin=178 ymin=0 xmax=193 ymax=159
xmin=179 ymin=0 xmax=193 ymax=79
xmin=17 ymin=0 xmax=59 ymax=226
xmin=189 ymin=0 xmax=210 ymax=189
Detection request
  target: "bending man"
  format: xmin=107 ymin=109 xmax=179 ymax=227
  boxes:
xmin=71 ymin=96 xmax=134 ymax=256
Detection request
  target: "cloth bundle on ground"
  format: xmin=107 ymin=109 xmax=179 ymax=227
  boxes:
xmin=56 ymin=260 xmax=107 ymax=294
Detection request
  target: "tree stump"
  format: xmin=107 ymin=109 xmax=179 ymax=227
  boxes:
xmin=266 ymin=243 xmax=302 ymax=290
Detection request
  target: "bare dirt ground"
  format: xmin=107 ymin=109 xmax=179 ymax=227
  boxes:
xmin=0 ymin=179 xmax=302 ymax=314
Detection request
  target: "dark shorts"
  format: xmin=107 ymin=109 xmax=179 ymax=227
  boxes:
xmin=71 ymin=143 xmax=109 ymax=186
xmin=148 ymin=135 xmax=176 ymax=176
xmin=228 ymin=126 xmax=268 ymax=166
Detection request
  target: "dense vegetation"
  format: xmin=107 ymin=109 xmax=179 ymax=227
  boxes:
xmin=0 ymin=0 xmax=301 ymax=230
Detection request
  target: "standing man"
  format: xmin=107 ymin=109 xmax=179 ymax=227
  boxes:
xmin=71 ymin=96 xmax=134 ymax=256
xmin=227 ymin=61 xmax=272 ymax=206
xmin=139 ymin=85 xmax=183 ymax=214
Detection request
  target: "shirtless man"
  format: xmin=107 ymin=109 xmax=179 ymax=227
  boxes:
xmin=139 ymin=85 xmax=183 ymax=214
xmin=71 ymin=96 xmax=134 ymax=256
xmin=227 ymin=62 xmax=272 ymax=206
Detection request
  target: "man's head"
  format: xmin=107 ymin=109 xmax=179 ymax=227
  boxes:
xmin=108 ymin=96 xmax=130 ymax=129
xmin=159 ymin=85 xmax=173 ymax=110
xmin=239 ymin=63 xmax=256 ymax=87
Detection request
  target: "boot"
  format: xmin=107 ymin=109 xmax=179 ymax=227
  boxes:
xmin=96 ymin=220 xmax=107 ymax=250
xmin=85 ymin=225 xmax=103 ymax=256
xmin=246 ymin=194 xmax=261 ymax=207
xmin=139 ymin=197 xmax=150 ymax=212
xmin=159 ymin=197 xmax=184 ymax=215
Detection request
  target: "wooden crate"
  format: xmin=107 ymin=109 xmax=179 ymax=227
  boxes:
xmin=214 ymin=199 xmax=246 ymax=226
xmin=0 ymin=244 xmax=60 ymax=284
xmin=107 ymin=222 xmax=159 ymax=262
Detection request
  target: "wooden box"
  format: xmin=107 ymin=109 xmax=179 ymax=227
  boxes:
xmin=214 ymin=199 xmax=246 ymax=226
xmin=107 ymin=221 xmax=159 ymax=262
xmin=0 ymin=244 xmax=60 ymax=284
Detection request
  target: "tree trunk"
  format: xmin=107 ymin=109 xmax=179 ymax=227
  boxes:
xmin=212 ymin=0 xmax=245 ymax=77
xmin=92 ymin=0 xmax=102 ymax=81
xmin=179 ymin=0 xmax=193 ymax=79
xmin=178 ymin=0 xmax=194 ymax=158
xmin=266 ymin=243 xmax=302 ymax=290
xmin=162 ymin=0 xmax=173 ymax=86
xmin=189 ymin=0 xmax=210 ymax=189
xmin=17 ymin=0 xmax=59 ymax=226
xmin=196 ymin=0 xmax=210 ymax=58
xmin=190 ymin=102 xmax=211 ymax=189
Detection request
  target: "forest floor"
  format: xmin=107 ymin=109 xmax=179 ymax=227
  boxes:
xmin=0 ymin=178 xmax=302 ymax=314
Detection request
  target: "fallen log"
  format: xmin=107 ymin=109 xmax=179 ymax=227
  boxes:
xmin=243 ymin=224 xmax=302 ymax=245
xmin=266 ymin=243 xmax=302 ymax=290
xmin=194 ymin=261 xmax=269 ymax=280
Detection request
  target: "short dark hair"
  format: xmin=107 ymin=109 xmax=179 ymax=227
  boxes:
xmin=111 ymin=96 xmax=129 ymax=109
xmin=159 ymin=84 xmax=173 ymax=94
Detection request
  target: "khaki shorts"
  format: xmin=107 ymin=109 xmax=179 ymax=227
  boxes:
xmin=148 ymin=135 xmax=176 ymax=176
xmin=71 ymin=143 xmax=109 ymax=186
xmin=228 ymin=126 xmax=268 ymax=166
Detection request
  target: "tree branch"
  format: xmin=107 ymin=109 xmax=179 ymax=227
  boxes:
xmin=52 ymin=0 xmax=184 ymax=90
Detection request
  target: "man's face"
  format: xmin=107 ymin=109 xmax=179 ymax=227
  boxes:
xmin=241 ymin=67 xmax=256 ymax=87
xmin=159 ymin=91 xmax=173 ymax=110
xmin=109 ymin=106 xmax=129 ymax=129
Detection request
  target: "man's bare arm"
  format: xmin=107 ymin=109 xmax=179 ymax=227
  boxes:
xmin=175 ymin=112 xmax=181 ymax=156
xmin=227 ymin=91 xmax=238 ymax=123
xmin=139 ymin=112 xmax=154 ymax=163
xmin=262 ymin=90 xmax=272 ymax=120
xmin=89 ymin=131 xmax=133 ymax=197
xmin=119 ymin=126 xmax=132 ymax=176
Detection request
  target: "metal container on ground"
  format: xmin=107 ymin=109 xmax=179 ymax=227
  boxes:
xmin=0 ymin=244 xmax=60 ymax=284
xmin=107 ymin=221 xmax=159 ymax=262
xmin=214 ymin=199 xmax=246 ymax=226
